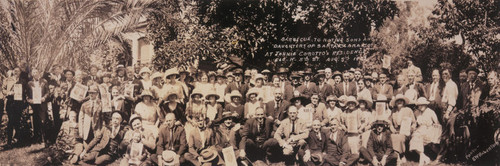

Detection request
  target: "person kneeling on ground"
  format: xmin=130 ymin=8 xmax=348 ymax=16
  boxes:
xmin=359 ymin=120 xmax=398 ymax=166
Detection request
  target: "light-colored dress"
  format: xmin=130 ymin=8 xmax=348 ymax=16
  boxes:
xmin=134 ymin=102 xmax=160 ymax=138
xmin=244 ymin=101 xmax=262 ymax=119
xmin=410 ymin=108 xmax=441 ymax=152
xmin=389 ymin=107 xmax=416 ymax=153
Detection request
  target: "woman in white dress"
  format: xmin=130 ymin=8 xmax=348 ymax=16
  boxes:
xmin=410 ymin=97 xmax=441 ymax=166
xmin=133 ymin=90 xmax=161 ymax=139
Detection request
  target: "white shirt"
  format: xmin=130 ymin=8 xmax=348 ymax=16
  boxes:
xmin=442 ymin=79 xmax=458 ymax=106
xmin=429 ymin=82 xmax=438 ymax=101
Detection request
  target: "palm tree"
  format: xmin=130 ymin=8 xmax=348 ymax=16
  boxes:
xmin=0 ymin=0 xmax=163 ymax=75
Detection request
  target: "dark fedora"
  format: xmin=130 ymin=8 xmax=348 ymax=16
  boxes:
xmin=277 ymin=67 xmax=289 ymax=74
xmin=466 ymin=66 xmax=479 ymax=74
xmin=315 ymin=70 xmax=325 ymax=78
xmin=303 ymin=68 xmax=314 ymax=75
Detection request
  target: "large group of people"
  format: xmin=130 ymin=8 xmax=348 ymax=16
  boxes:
xmin=1 ymin=59 xmax=499 ymax=166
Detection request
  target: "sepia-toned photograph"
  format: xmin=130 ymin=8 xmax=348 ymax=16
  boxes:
xmin=0 ymin=0 xmax=499 ymax=166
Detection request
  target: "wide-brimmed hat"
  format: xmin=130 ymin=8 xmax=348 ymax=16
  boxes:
xmin=466 ymin=66 xmax=479 ymax=74
xmin=310 ymin=152 xmax=324 ymax=165
xmin=140 ymin=89 xmax=154 ymax=98
xmin=218 ymin=111 xmax=237 ymax=123
xmin=129 ymin=114 xmax=142 ymax=125
xmin=228 ymin=90 xmax=242 ymax=99
xmin=165 ymin=90 xmax=178 ymax=99
xmin=199 ymin=148 xmax=218 ymax=163
xmin=225 ymin=72 xmax=234 ymax=78
xmin=205 ymin=90 xmax=220 ymax=100
xmin=415 ymin=97 xmax=430 ymax=105
xmin=233 ymin=68 xmax=244 ymax=75
xmin=345 ymin=96 xmax=358 ymax=106
xmin=88 ymin=85 xmax=99 ymax=93
xmin=290 ymin=94 xmax=310 ymax=105
xmin=364 ymin=75 xmax=373 ymax=81
xmin=390 ymin=94 xmax=410 ymax=107
xmin=357 ymin=95 xmax=373 ymax=108
xmin=164 ymin=68 xmax=179 ymax=78
xmin=178 ymin=67 xmax=190 ymax=75
xmin=303 ymin=68 xmax=313 ymax=75
xmin=111 ymin=110 xmax=125 ymax=122
xmin=277 ymin=67 xmax=289 ymax=74
xmin=216 ymin=70 xmax=225 ymax=78
xmin=161 ymin=150 xmax=178 ymax=166
xmin=139 ymin=67 xmax=151 ymax=75
xmin=246 ymin=88 xmax=260 ymax=98
xmin=151 ymin=72 xmax=164 ymax=80
xmin=290 ymin=71 xmax=301 ymax=79
xmin=244 ymin=70 xmax=252 ymax=77
xmin=332 ymin=71 xmax=342 ymax=78
xmin=254 ymin=74 xmax=265 ymax=81
xmin=190 ymin=88 xmax=204 ymax=98
xmin=208 ymin=71 xmax=217 ymax=77
xmin=326 ymin=95 xmax=338 ymax=102
xmin=315 ymin=70 xmax=325 ymax=78
xmin=371 ymin=120 xmax=390 ymax=129
xmin=261 ymin=69 xmax=271 ymax=74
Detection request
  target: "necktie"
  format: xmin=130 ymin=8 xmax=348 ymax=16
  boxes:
xmin=257 ymin=123 xmax=261 ymax=133
xmin=169 ymin=128 xmax=174 ymax=149
xmin=306 ymin=82 xmax=309 ymax=89
xmin=317 ymin=132 xmax=322 ymax=140
xmin=343 ymin=82 xmax=347 ymax=95
xmin=291 ymin=120 xmax=295 ymax=134
xmin=430 ymin=82 xmax=436 ymax=101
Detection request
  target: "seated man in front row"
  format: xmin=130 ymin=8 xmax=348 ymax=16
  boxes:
xmin=268 ymin=106 xmax=309 ymax=164
xmin=239 ymin=107 xmax=275 ymax=163
xmin=359 ymin=120 xmax=397 ymax=166
xmin=324 ymin=118 xmax=359 ymax=166
xmin=152 ymin=113 xmax=187 ymax=166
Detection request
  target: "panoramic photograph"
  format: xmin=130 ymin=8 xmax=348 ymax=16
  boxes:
xmin=0 ymin=0 xmax=498 ymax=165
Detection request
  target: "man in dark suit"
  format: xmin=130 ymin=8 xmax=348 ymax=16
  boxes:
xmin=316 ymin=70 xmax=334 ymax=102
xmin=240 ymin=108 xmax=275 ymax=162
xmin=265 ymin=88 xmax=290 ymax=126
xmin=5 ymin=67 xmax=29 ymax=148
xmin=225 ymin=68 xmax=249 ymax=102
xmin=460 ymin=67 xmax=487 ymax=108
xmin=303 ymin=120 xmax=327 ymax=166
xmin=82 ymin=111 xmax=128 ymax=165
xmin=359 ymin=120 xmax=397 ymax=166
xmin=334 ymin=72 xmax=357 ymax=98
xmin=83 ymin=65 xmax=101 ymax=86
xmin=26 ymin=69 xmax=50 ymax=146
xmin=324 ymin=118 xmax=359 ymax=166
xmin=153 ymin=113 xmax=188 ymax=166
xmin=298 ymin=68 xmax=318 ymax=99
xmin=372 ymin=72 xmax=394 ymax=100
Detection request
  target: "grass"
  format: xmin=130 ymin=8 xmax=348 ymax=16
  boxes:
xmin=0 ymin=143 xmax=468 ymax=166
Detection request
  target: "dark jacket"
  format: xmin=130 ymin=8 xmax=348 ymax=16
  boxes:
xmin=324 ymin=130 xmax=351 ymax=164
xmin=265 ymin=100 xmax=290 ymax=121
xmin=305 ymin=130 xmax=327 ymax=153
xmin=240 ymin=117 xmax=274 ymax=150
xmin=367 ymin=130 xmax=393 ymax=158
xmin=157 ymin=125 xmax=187 ymax=156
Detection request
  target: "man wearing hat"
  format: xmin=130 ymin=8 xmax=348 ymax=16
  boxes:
xmin=240 ymin=108 xmax=275 ymax=162
xmin=261 ymin=69 xmax=272 ymax=84
xmin=334 ymin=72 xmax=357 ymax=98
xmin=460 ymin=66 xmax=486 ymax=108
xmin=289 ymin=71 xmax=303 ymax=99
xmin=298 ymin=68 xmax=318 ymax=99
xmin=316 ymin=70 xmax=335 ymax=102
xmin=277 ymin=67 xmax=293 ymax=100
xmin=84 ymin=65 xmax=101 ymax=86
xmin=111 ymin=65 xmax=127 ymax=86
xmin=214 ymin=70 xmax=227 ymax=104
xmin=359 ymin=120 xmax=397 ymax=166
xmin=154 ymin=113 xmax=188 ymax=166
xmin=303 ymin=120 xmax=327 ymax=166
xmin=225 ymin=68 xmax=249 ymax=102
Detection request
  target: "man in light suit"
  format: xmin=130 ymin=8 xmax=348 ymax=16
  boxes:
xmin=268 ymin=106 xmax=309 ymax=164
xmin=239 ymin=108 xmax=275 ymax=162
xmin=372 ymin=72 xmax=394 ymax=100
xmin=334 ymin=72 xmax=357 ymax=98
xmin=324 ymin=118 xmax=359 ymax=166
xmin=184 ymin=117 xmax=219 ymax=166
xmin=265 ymin=88 xmax=290 ymax=126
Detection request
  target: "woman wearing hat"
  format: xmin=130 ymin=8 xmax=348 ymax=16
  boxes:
xmin=138 ymin=67 xmax=152 ymax=91
xmin=358 ymin=94 xmax=374 ymax=148
xmin=150 ymin=72 xmax=165 ymax=101
xmin=163 ymin=68 xmax=185 ymax=103
xmin=205 ymin=90 xmax=223 ymax=122
xmin=214 ymin=112 xmax=240 ymax=160
xmin=359 ymin=120 xmax=398 ymax=166
xmin=224 ymin=90 xmax=244 ymax=122
xmin=409 ymin=97 xmax=441 ymax=166
xmin=244 ymin=88 xmax=263 ymax=120
xmin=291 ymin=92 xmax=313 ymax=125
xmin=120 ymin=114 xmax=154 ymax=166
xmin=340 ymin=96 xmax=363 ymax=154
xmin=325 ymin=95 xmax=342 ymax=126
xmin=388 ymin=94 xmax=416 ymax=163
xmin=134 ymin=89 xmax=161 ymax=138
xmin=159 ymin=90 xmax=187 ymax=125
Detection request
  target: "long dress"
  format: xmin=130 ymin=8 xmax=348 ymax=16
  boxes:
xmin=410 ymin=108 xmax=441 ymax=152
xmin=134 ymin=102 xmax=160 ymax=138
xmin=389 ymin=107 xmax=416 ymax=153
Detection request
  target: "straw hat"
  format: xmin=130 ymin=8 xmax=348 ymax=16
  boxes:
xmin=228 ymin=90 xmax=242 ymax=99
xmin=277 ymin=67 xmax=288 ymax=74
xmin=199 ymin=148 xmax=218 ymax=163
xmin=332 ymin=71 xmax=342 ymax=78
xmin=161 ymin=150 xmax=178 ymax=166
xmin=164 ymin=68 xmax=179 ymax=78
xmin=246 ymin=88 xmax=260 ymax=98
xmin=140 ymin=89 xmax=154 ymax=98
xmin=139 ymin=67 xmax=151 ymax=75
xmin=415 ymin=97 xmax=430 ymax=105
xmin=151 ymin=72 xmax=164 ymax=80
xmin=310 ymin=152 xmax=324 ymax=165
xmin=326 ymin=95 xmax=338 ymax=102
xmin=357 ymin=94 xmax=373 ymax=108
xmin=254 ymin=74 xmax=265 ymax=81
xmin=345 ymin=96 xmax=358 ymax=106
xmin=129 ymin=114 xmax=142 ymax=125
xmin=190 ymin=88 xmax=204 ymax=98
xmin=261 ymin=69 xmax=271 ymax=74
xmin=315 ymin=70 xmax=325 ymax=78
xmin=205 ymin=90 xmax=220 ymax=100
xmin=390 ymin=94 xmax=410 ymax=107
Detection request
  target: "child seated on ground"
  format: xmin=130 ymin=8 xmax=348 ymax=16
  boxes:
xmin=121 ymin=131 xmax=148 ymax=166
